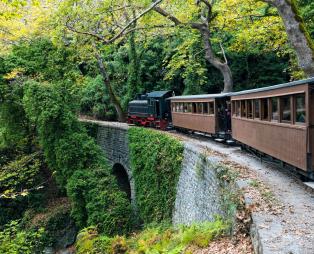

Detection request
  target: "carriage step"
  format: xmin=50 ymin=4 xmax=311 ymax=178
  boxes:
xmin=226 ymin=140 xmax=235 ymax=145
xmin=215 ymin=138 xmax=225 ymax=143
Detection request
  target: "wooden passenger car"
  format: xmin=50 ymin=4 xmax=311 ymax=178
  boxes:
xmin=169 ymin=93 xmax=231 ymax=135
xmin=231 ymin=78 xmax=314 ymax=178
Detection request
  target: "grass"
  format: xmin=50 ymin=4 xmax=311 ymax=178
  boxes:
xmin=75 ymin=218 xmax=230 ymax=254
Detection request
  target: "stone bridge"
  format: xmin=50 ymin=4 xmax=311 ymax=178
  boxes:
xmin=84 ymin=120 xmax=226 ymax=225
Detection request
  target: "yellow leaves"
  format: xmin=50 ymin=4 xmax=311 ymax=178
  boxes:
xmin=213 ymin=0 xmax=287 ymax=53
xmin=0 ymin=0 xmax=55 ymax=51
xmin=3 ymin=68 xmax=25 ymax=80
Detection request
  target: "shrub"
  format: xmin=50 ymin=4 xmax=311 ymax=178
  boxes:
xmin=0 ymin=220 xmax=45 ymax=254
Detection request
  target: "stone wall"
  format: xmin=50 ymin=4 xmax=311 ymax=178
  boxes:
xmin=173 ymin=142 xmax=226 ymax=225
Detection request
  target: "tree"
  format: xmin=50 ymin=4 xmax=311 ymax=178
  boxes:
xmin=152 ymin=0 xmax=234 ymax=92
xmin=54 ymin=0 xmax=166 ymax=121
xmin=262 ymin=0 xmax=314 ymax=76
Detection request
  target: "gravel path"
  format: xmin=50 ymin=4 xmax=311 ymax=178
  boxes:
xmin=168 ymin=130 xmax=314 ymax=254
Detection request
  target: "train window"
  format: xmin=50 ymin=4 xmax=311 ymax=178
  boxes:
xmin=188 ymin=103 xmax=192 ymax=113
xmin=247 ymin=100 xmax=253 ymax=118
xmin=197 ymin=103 xmax=203 ymax=114
xmin=261 ymin=98 xmax=269 ymax=121
xmin=183 ymin=103 xmax=188 ymax=113
xmin=203 ymin=102 xmax=209 ymax=114
xmin=271 ymin=97 xmax=279 ymax=121
xmin=295 ymin=94 xmax=306 ymax=123
xmin=192 ymin=103 xmax=197 ymax=113
xmin=281 ymin=96 xmax=291 ymax=122
xmin=175 ymin=103 xmax=179 ymax=112
xmin=187 ymin=103 xmax=192 ymax=113
xmin=241 ymin=100 xmax=247 ymax=118
xmin=180 ymin=103 xmax=184 ymax=112
xmin=236 ymin=101 xmax=240 ymax=117
xmin=254 ymin=99 xmax=260 ymax=119
xmin=209 ymin=102 xmax=214 ymax=115
xmin=172 ymin=103 xmax=175 ymax=112
xmin=232 ymin=101 xmax=236 ymax=116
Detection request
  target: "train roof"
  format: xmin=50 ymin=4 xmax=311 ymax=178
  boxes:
xmin=147 ymin=91 xmax=172 ymax=98
xmin=168 ymin=92 xmax=232 ymax=101
xmin=231 ymin=77 xmax=314 ymax=97
xmin=129 ymin=100 xmax=148 ymax=105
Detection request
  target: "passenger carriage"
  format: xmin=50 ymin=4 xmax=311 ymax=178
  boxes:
xmin=231 ymin=77 xmax=314 ymax=179
xmin=169 ymin=93 xmax=232 ymax=137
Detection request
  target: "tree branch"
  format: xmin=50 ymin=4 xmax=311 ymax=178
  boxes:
xmin=105 ymin=0 xmax=164 ymax=44
xmin=153 ymin=6 xmax=182 ymax=26
xmin=219 ymin=42 xmax=228 ymax=64
xmin=66 ymin=20 xmax=104 ymax=41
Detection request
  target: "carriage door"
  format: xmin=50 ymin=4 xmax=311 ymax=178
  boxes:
xmin=216 ymin=98 xmax=230 ymax=133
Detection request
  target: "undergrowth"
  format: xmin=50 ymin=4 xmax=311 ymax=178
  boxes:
xmin=75 ymin=218 xmax=229 ymax=254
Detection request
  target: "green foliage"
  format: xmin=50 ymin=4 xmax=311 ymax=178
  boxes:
xmin=23 ymin=80 xmax=132 ymax=235
xmin=3 ymin=38 xmax=80 ymax=82
xmin=0 ymin=152 xmax=42 ymax=194
xmin=75 ymin=218 xmax=229 ymax=254
xmin=22 ymin=198 xmax=74 ymax=247
xmin=80 ymin=75 xmax=116 ymax=120
xmin=0 ymin=78 xmax=32 ymax=152
xmin=0 ymin=220 xmax=45 ymax=254
xmin=0 ymin=152 xmax=46 ymax=226
xmin=128 ymin=127 xmax=184 ymax=224
xmin=67 ymin=169 xmax=132 ymax=235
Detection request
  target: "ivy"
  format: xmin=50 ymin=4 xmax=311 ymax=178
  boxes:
xmin=128 ymin=127 xmax=184 ymax=224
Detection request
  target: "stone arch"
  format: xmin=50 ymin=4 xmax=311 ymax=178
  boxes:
xmin=111 ymin=162 xmax=137 ymax=213
xmin=112 ymin=163 xmax=132 ymax=201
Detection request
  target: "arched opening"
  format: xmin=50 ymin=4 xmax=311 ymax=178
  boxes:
xmin=112 ymin=163 xmax=131 ymax=201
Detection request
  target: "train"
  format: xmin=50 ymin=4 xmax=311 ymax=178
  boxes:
xmin=127 ymin=77 xmax=314 ymax=179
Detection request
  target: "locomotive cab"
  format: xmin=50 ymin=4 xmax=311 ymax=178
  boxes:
xmin=127 ymin=90 xmax=173 ymax=129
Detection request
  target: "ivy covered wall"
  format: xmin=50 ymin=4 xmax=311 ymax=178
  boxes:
xmin=128 ymin=127 xmax=184 ymax=224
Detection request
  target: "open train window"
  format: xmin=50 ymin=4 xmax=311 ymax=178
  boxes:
xmin=271 ymin=97 xmax=279 ymax=122
xmin=175 ymin=103 xmax=179 ymax=112
xmin=254 ymin=99 xmax=260 ymax=119
xmin=209 ymin=102 xmax=214 ymax=115
xmin=295 ymin=94 xmax=306 ymax=123
xmin=203 ymin=102 xmax=209 ymax=114
xmin=179 ymin=103 xmax=184 ymax=113
xmin=187 ymin=103 xmax=192 ymax=113
xmin=172 ymin=103 xmax=175 ymax=112
xmin=247 ymin=100 xmax=253 ymax=118
xmin=231 ymin=102 xmax=235 ymax=116
xmin=281 ymin=96 xmax=291 ymax=123
xmin=241 ymin=100 xmax=247 ymax=118
xmin=197 ymin=103 xmax=203 ymax=114
xmin=261 ymin=98 xmax=269 ymax=121
xmin=183 ymin=103 xmax=188 ymax=113
xmin=192 ymin=103 xmax=197 ymax=113
xmin=236 ymin=101 xmax=240 ymax=117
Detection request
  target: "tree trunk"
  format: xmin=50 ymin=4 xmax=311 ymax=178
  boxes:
xmin=198 ymin=24 xmax=233 ymax=93
xmin=95 ymin=51 xmax=126 ymax=122
xmin=264 ymin=0 xmax=314 ymax=76
xmin=127 ymin=29 xmax=140 ymax=100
